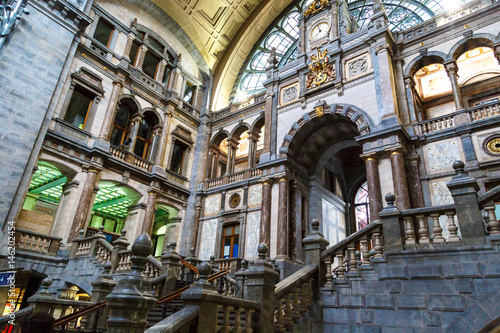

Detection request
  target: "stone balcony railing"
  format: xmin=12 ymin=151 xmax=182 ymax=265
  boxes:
xmin=205 ymin=168 xmax=262 ymax=189
xmin=109 ymin=145 xmax=154 ymax=172
xmin=413 ymin=100 xmax=500 ymax=135
xmin=15 ymin=229 xmax=62 ymax=256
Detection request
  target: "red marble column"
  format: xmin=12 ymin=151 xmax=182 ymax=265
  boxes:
xmin=408 ymin=151 xmax=425 ymax=208
xmin=289 ymin=182 xmax=298 ymax=260
xmin=259 ymin=178 xmax=273 ymax=249
xmin=68 ymin=163 xmax=101 ymax=241
xmin=390 ymin=150 xmax=411 ymax=210
xmin=276 ymin=177 xmax=289 ymax=259
xmin=364 ymin=155 xmax=383 ymax=221
xmin=141 ymin=185 xmax=159 ymax=235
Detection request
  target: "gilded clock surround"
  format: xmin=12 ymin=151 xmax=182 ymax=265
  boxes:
xmin=485 ymin=136 xmax=500 ymax=155
xmin=229 ymin=193 xmax=242 ymax=208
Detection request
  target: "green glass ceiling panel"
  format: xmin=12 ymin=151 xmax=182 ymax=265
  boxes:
xmin=92 ymin=186 xmax=131 ymax=218
xmin=29 ymin=166 xmax=67 ymax=203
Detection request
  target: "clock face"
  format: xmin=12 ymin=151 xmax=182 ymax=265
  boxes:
xmin=311 ymin=22 xmax=330 ymax=40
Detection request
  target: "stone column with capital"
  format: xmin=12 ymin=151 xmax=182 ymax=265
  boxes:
xmin=494 ymin=44 xmax=500 ymax=65
xmin=98 ymin=77 xmax=124 ymax=142
xmin=135 ymin=44 xmax=148 ymax=70
xmin=389 ymin=149 xmax=411 ymax=210
xmin=155 ymin=108 xmax=173 ymax=167
xmin=261 ymin=91 xmax=274 ymax=162
xmin=364 ymin=155 xmax=383 ymax=221
xmin=156 ymin=59 xmax=168 ymax=82
xmin=226 ymin=140 xmax=238 ymax=174
xmin=408 ymin=151 xmax=425 ymax=208
xmin=247 ymin=131 xmax=258 ymax=169
xmin=259 ymin=178 xmax=273 ymax=250
xmin=69 ymin=162 xmax=102 ymax=241
xmin=444 ymin=60 xmax=464 ymax=110
xmin=123 ymin=33 xmax=136 ymax=64
xmin=404 ymin=76 xmax=420 ymax=124
xmin=141 ymin=184 xmax=160 ymax=235
xmin=127 ymin=114 xmax=143 ymax=153
xmin=191 ymin=197 xmax=203 ymax=252
xmin=148 ymin=126 xmax=162 ymax=161
xmin=394 ymin=56 xmax=410 ymax=124
xmin=276 ymin=176 xmax=289 ymax=259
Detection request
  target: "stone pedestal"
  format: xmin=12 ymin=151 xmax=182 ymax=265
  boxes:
xmin=105 ymin=233 xmax=156 ymax=333
xmin=28 ymin=277 xmax=55 ymax=314
xmin=160 ymin=242 xmax=181 ymax=296
xmin=379 ymin=194 xmax=404 ymax=252
xmin=303 ymin=219 xmax=329 ymax=291
xmin=88 ymin=263 xmax=116 ymax=329
xmin=242 ymin=244 xmax=280 ymax=333
xmin=446 ymin=161 xmax=485 ymax=241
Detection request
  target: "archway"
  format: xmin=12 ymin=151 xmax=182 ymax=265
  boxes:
xmin=151 ymin=205 xmax=180 ymax=257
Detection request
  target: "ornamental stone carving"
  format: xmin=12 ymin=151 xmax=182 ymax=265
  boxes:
xmin=348 ymin=58 xmax=368 ymax=77
xmin=283 ymin=86 xmax=298 ymax=103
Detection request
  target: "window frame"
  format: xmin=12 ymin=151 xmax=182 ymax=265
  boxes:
xmin=93 ymin=17 xmax=115 ymax=48
xmin=169 ymin=139 xmax=188 ymax=175
xmin=221 ymin=224 xmax=240 ymax=259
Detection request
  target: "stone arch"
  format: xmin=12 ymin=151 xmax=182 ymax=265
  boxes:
xmin=156 ymin=198 xmax=184 ymax=214
xmin=117 ymin=94 xmax=142 ymax=114
xmin=230 ymin=122 xmax=251 ymax=141
xmin=312 ymin=140 xmax=360 ymax=177
xmin=445 ymin=291 xmax=500 ymax=332
xmin=136 ymin=23 xmax=179 ymax=64
xmin=460 ymin=69 xmax=500 ymax=86
xmin=404 ymin=51 xmax=448 ymax=77
xmin=210 ymin=130 xmax=230 ymax=147
xmin=448 ymin=35 xmax=497 ymax=60
xmin=36 ymin=154 xmax=80 ymax=183
xmin=142 ymin=107 xmax=163 ymax=127
xmin=95 ymin=177 xmax=146 ymax=204
xmin=57 ymin=273 xmax=93 ymax=297
xmin=280 ymin=103 xmax=375 ymax=159
xmin=250 ymin=115 xmax=265 ymax=134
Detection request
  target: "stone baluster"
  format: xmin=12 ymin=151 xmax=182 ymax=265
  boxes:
xmin=373 ymin=231 xmax=384 ymax=258
xmin=336 ymin=253 xmax=345 ymax=279
xmin=284 ymin=292 xmax=293 ymax=326
xmin=360 ymin=237 xmax=370 ymax=265
xmin=234 ymin=307 xmax=242 ymax=332
xmin=299 ymin=282 xmax=307 ymax=313
xmin=275 ymin=299 xmax=285 ymax=331
xmin=324 ymin=258 xmax=333 ymax=288
xmin=403 ymin=217 xmax=416 ymax=244
xmin=446 ymin=212 xmax=460 ymax=242
xmin=430 ymin=214 xmax=445 ymax=242
xmin=220 ymin=305 xmax=231 ymax=333
xmin=484 ymin=206 xmax=500 ymax=235
xmin=105 ymin=233 xmax=156 ymax=333
xmin=307 ymin=278 xmax=314 ymax=307
xmin=348 ymin=246 xmax=357 ymax=273
xmin=416 ymin=215 xmax=430 ymax=243
xmin=291 ymin=289 xmax=300 ymax=319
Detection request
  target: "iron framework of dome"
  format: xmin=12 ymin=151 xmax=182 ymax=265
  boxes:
xmin=233 ymin=0 xmax=471 ymax=101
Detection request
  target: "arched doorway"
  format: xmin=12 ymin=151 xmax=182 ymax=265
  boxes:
xmin=150 ymin=205 xmax=180 ymax=257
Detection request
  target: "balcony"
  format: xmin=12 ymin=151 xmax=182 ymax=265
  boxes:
xmin=204 ymin=168 xmax=262 ymax=190
xmin=109 ymin=146 xmax=154 ymax=172
xmin=413 ymin=100 xmax=500 ymax=136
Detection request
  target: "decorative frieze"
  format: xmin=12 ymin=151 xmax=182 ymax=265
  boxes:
xmin=280 ymin=83 xmax=299 ymax=106
xmin=345 ymin=53 xmax=372 ymax=81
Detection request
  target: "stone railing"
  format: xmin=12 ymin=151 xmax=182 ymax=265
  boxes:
xmin=214 ymin=257 xmax=242 ymax=273
xmin=109 ymin=145 xmax=153 ymax=172
xmin=399 ymin=204 xmax=459 ymax=244
xmin=212 ymin=91 xmax=266 ymax=120
xmin=115 ymin=249 xmax=162 ymax=278
xmin=274 ymin=264 xmax=317 ymax=330
xmin=320 ymin=220 xmax=384 ymax=284
xmin=15 ymin=229 xmax=62 ymax=256
xmin=71 ymin=228 xmax=113 ymax=261
xmin=413 ymin=100 xmax=500 ymax=135
xmin=206 ymin=167 xmax=262 ymax=189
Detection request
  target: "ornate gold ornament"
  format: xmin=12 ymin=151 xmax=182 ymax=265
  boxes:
xmin=486 ymin=137 xmax=500 ymax=154
xmin=314 ymin=105 xmax=324 ymax=117
xmin=229 ymin=193 xmax=241 ymax=208
xmin=304 ymin=0 xmax=330 ymax=17
xmin=306 ymin=49 xmax=336 ymax=89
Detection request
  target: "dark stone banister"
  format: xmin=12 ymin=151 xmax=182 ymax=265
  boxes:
xmin=275 ymin=264 xmax=318 ymax=299
xmin=321 ymin=221 xmax=383 ymax=261
xmin=145 ymin=305 xmax=199 ymax=333
xmin=478 ymin=185 xmax=500 ymax=208
xmin=400 ymin=204 xmax=456 ymax=217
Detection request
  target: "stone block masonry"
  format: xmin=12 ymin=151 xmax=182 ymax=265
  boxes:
xmin=0 ymin=1 xmax=86 ymax=227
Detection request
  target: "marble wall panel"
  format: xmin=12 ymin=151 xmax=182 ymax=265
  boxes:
xmin=424 ymin=139 xmax=462 ymax=173
xmin=204 ymin=194 xmax=221 ymax=216
xmin=248 ymin=185 xmax=262 ymax=207
xmin=245 ymin=212 xmax=261 ymax=259
xmin=199 ymin=219 xmax=217 ymax=260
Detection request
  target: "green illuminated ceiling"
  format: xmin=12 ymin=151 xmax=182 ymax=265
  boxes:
xmin=29 ymin=166 xmax=67 ymax=203
xmin=92 ymin=186 xmax=131 ymax=218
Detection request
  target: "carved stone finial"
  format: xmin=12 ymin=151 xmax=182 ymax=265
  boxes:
xmin=385 ymin=193 xmax=396 ymax=206
xmin=311 ymin=219 xmax=320 ymax=232
xmin=258 ymin=243 xmax=268 ymax=260
xmin=452 ymin=160 xmax=466 ymax=175
xmin=170 ymin=241 xmax=177 ymax=252
xmin=198 ymin=261 xmax=212 ymax=279
xmin=190 ymin=247 xmax=195 ymax=257
xmin=132 ymin=233 xmax=153 ymax=258
xmin=98 ymin=225 xmax=105 ymax=234
xmin=103 ymin=262 xmax=112 ymax=274
xmin=121 ymin=230 xmax=127 ymax=237
xmin=78 ymin=230 xmax=85 ymax=238
xmin=241 ymin=260 xmax=248 ymax=270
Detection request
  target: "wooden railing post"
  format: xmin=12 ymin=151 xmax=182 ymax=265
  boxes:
xmin=446 ymin=161 xmax=485 ymax=241
xmin=241 ymin=244 xmax=279 ymax=333
xmin=379 ymin=193 xmax=404 ymax=251
xmin=105 ymin=233 xmax=156 ymax=333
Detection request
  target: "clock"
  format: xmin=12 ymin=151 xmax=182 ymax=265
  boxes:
xmin=229 ymin=193 xmax=241 ymax=208
xmin=310 ymin=22 xmax=330 ymax=40
xmin=486 ymin=137 xmax=500 ymax=154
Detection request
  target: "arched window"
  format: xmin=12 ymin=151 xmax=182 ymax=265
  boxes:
xmin=110 ymin=102 xmax=133 ymax=147
xmin=354 ymin=182 xmax=370 ymax=231
xmin=134 ymin=114 xmax=154 ymax=159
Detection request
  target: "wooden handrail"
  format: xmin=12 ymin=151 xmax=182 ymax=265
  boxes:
xmin=53 ymin=300 xmax=106 ymax=327
xmin=180 ymin=259 xmax=199 ymax=274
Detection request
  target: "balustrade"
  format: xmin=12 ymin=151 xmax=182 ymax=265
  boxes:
xmin=206 ymin=167 xmax=262 ymax=189
xmin=109 ymin=145 xmax=153 ymax=172
xmin=15 ymin=229 xmax=61 ymax=255
xmin=400 ymin=205 xmax=459 ymax=243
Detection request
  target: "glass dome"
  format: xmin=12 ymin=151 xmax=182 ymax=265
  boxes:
xmin=233 ymin=0 xmax=471 ymax=100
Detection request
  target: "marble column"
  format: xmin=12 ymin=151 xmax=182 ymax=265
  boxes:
xmin=205 ymin=149 xmax=213 ymax=179
xmin=374 ymin=45 xmax=399 ymax=120
xmin=394 ymin=57 xmax=410 ymax=124
xmin=68 ymin=162 xmax=102 ymax=241
xmin=135 ymin=44 xmax=148 ymax=69
xmin=444 ymin=60 xmax=464 ymax=110
xmin=191 ymin=197 xmax=203 ymax=251
xmin=98 ymin=77 xmax=123 ymax=141
xmin=404 ymin=77 xmax=419 ymax=123
xmin=276 ymin=177 xmax=289 ymax=259
xmin=155 ymin=109 xmax=173 ymax=167
xmin=364 ymin=155 xmax=383 ymax=221
xmin=127 ymin=114 xmax=143 ymax=153
xmin=141 ymin=184 xmax=160 ymax=235
xmin=408 ymin=151 xmax=425 ymax=208
xmin=494 ymin=45 xmax=500 ymax=65
xmin=211 ymin=149 xmax=219 ymax=178
xmin=247 ymin=131 xmax=259 ymax=169
xmin=259 ymin=178 xmax=273 ymax=250
xmin=226 ymin=140 xmax=238 ymax=174
xmin=148 ymin=127 xmax=162 ymax=161
xmin=156 ymin=59 xmax=168 ymax=82
xmin=289 ymin=183 xmax=299 ymax=261
xmin=123 ymin=32 xmax=137 ymax=63
xmin=389 ymin=149 xmax=411 ymax=210
xmin=262 ymin=91 xmax=274 ymax=158
xmin=331 ymin=3 xmax=339 ymax=38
